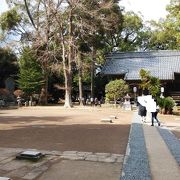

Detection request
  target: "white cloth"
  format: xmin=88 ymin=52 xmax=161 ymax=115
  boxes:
xmin=137 ymin=95 xmax=156 ymax=112
xmin=146 ymin=99 xmax=156 ymax=112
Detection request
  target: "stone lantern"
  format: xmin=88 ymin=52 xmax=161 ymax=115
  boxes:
xmin=123 ymin=93 xmax=131 ymax=110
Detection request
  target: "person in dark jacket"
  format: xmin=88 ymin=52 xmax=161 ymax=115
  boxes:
xmin=151 ymin=103 xmax=161 ymax=126
xmin=138 ymin=103 xmax=147 ymax=122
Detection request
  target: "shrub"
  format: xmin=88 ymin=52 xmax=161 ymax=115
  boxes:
xmin=157 ymin=96 xmax=175 ymax=114
xmin=157 ymin=97 xmax=164 ymax=109
xmin=105 ymin=79 xmax=129 ymax=104
xmin=164 ymin=97 xmax=175 ymax=110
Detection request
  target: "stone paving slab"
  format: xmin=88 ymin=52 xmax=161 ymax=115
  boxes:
xmin=23 ymin=165 xmax=49 ymax=180
xmin=0 ymin=160 xmax=28 ymax=171
xmin=6 ymin=166 xmax=30 ymax=178
xmin=144 ymin=125 xmax=180 ymax=180
xmin=38 ymin=160 xmax=122 ymax=180
xmin=0 ymin=147 xmax=124 ymax=179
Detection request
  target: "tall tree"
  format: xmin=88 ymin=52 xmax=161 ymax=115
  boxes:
xmin=1 ymin=0 xmax=123 ymax=107
xmin=118 ymin=11 xmax=144 ymax=51
xmin=146 ymin=0 xmax=180 ymax=50
xmin=0 ymin=47 xmax=18 ymax=88
xmin=77 ymin=1 xmax=123 ymax=99
xmin=101 ymin=10 xmax=144 ymax=52
xmin=17 ymin=47 xmax=44 ymax=97
xmin=166 ymin=0 xmax=180 ymax=47
xmin=0 ymin=1 xmax=53 ymax=104
xmin=139 ymin=69 xmax=160 ymax=97
xmin=53 ymin=0 xmax=122 ymax=107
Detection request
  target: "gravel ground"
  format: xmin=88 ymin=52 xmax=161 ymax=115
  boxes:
xmin=120 ymin=113 xmax=151 ymax=180
xmin=158 ymin=114 xmax=180 ymax=139
xmin=158 ymin=127 xmax=180 ymax=166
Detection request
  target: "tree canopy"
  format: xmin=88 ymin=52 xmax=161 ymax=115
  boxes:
xmin=139 ymin=69 xmax=160 ymax=97
xmin=17 ymin=47 xmax=44 ymax=96
xmin=0 ymin=0 xmax=179 ymax=106
xmin=105 ymin=79 xmax=129 ymax=103
xmin=146 ymin=0 xmax=180 ymax=50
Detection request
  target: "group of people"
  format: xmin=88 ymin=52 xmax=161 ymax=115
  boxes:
xmin=78 ymin=97 xmax=103 ymax=106
xmin=138 ymin=98 xmax=161 ymax=126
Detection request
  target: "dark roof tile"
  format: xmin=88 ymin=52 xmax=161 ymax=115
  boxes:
xmin=101 ymin=50 xmax=180 ymax=80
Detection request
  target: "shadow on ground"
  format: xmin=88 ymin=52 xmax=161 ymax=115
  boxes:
xmin=0 ymin=119 xmax=130 ymax=154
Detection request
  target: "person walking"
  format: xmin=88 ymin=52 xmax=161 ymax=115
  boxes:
xmin=138 ymin=103 xmax=147 ymax=122
xmin=151 ymin=101 xmax=161 ymax=126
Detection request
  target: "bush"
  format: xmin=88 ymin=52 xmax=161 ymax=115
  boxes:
xmin=157 ymin=97 xmax=164 ymax=109
xmin=105 ymin=79 xmax=129 ymax=104
xmin=157 ymin=96 xmax=175 ymax=114
xmin=164 ymin=97 xmax=175 ymax=110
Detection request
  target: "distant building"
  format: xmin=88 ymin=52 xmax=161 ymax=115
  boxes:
xmin=101 ymin=50 xmax=180 ymax=102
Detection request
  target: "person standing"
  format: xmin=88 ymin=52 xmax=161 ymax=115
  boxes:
xmin=17 ymin=95 xmax=22 ymax=107
xmin=90 ymin=97 xmax=94 ymax=106
xmin=151 ymin=100 xmax=161 ymax=126
xmin=94 ymin=97 xmax=98 ymax=106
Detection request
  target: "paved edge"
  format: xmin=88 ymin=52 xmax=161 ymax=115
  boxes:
xmin=158 ymin=127 xmax=180 ymax=166
xmin=0 ymin=147 xmax=124 ymax=179
xmin=144 ymin=125 xmax=180 ymax=180
xmin=120 ymin=113 xmax=151 ymax=180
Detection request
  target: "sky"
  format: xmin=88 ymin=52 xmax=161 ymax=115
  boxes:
xmin=0 ymin=0 xmax=8 ymax=14
xmin=120 ymin=0 xmax=171 ymax=21
xmin=0 ymin=0 xmax=171 ymax=21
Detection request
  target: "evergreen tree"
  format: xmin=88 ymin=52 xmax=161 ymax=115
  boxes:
xmin=139 ymin=69 xmax=160 ymax=97
xmin=146 ymin=0 xmax=180 ymax=50
xmin=17 ymin=47 xmax=44 ymax=96
xmin=0 ymin=47 xmax=18 ymax=88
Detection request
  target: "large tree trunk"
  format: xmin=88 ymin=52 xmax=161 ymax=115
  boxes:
xmin=62 ymin=41 xmax=73 ymax=108
xmin=62 ymin=9 xmax=73 ymax=108
xmin=44 ymin=71 xmax=48 ymax=105
xmin=78 ymin=52 xmax=84 ymax=106
xmin=39 ymin=66 xmax=48 ymax=105
xmin=91 ymin=47 xmax=96 ymax=98
xmin=64 ymin=71 xmax=73 ymax=108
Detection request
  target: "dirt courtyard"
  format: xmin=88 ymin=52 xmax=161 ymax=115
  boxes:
xmin=158 ymin=113 xmax=180 ymax=139
xmin=0 ymin=106 xmax=179 ymax=180
xmin=0 ymin=106 xmax=133 ymax=154
xmin=0 ymin=106 xmax=179 ymax=156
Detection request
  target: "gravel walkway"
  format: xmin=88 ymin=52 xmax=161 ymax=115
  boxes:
xmin=120 ymin=113 xmax=151 ymax=180
xmin=158 ymin=127 xmax=180 ymax=166
xmin=120 ymin=112 xmax=180 ymax=180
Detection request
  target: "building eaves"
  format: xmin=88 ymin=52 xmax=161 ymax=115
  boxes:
xmin=101 ymin=51 xmax=180 ymax=80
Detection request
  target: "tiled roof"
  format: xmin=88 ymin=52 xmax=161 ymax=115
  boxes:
xmin=101 ymin=50 xmax=180 ymax=80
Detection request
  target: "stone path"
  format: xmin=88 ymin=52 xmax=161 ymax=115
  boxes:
xmin=38 ymin=160 xmax=121 ymax=180
xmin=0 ymin=148 xmax=123 ymax=179
xmin=120 ymin=112 xmax=180 ymax=180
xmin=120 ymin=119 xmax=151 ymax=180
xmin=158 ymin=126 xmax=180 ymax=165
xmin=144 ymin=125 xmax=179 ymax=180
